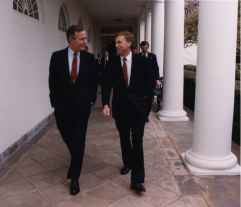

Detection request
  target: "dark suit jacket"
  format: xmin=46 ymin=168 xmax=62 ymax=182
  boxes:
xmin=141 ymin=52 xmax=160 ymax=81
xmin=49 ymin=48 xmax=98 ymax=109
xmin=102 ymin=54 xmax=155 ymax=120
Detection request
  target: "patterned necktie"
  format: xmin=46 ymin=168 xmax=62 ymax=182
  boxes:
xmin=122 ymin=57 xmax=128 ymax=87
xmin=71 ymin=53 xmax=78 ymax=82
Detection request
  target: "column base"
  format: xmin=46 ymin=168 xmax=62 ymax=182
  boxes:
xmin=158 ymin=110 xmax=189 ymax=122
xmin=182 ymin=151 xmax=241 ymax=176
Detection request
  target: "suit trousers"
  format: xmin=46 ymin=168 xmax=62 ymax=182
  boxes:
xmin=54 ymin=104 xmax=91 ymax=179
xmin=115 ymin=114 xmax=145 ymax=184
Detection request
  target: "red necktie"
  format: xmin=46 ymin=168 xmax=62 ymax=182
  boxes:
xmin=71 ymin=53 xmax=78 ymax=82
xmin=122 ymin=57 xmax=128 ymax=87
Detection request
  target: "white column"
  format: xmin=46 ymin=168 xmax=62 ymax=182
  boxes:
xmin=139 ymin=16 xmax=146 ymax=43
xmin=159 ymin=0 xmax=188 ymax=121
xmin=183 ymin=1 xmax=240 ymax=175
xmin=145 ymin=6 xmax=152 ymax=50
xmin=151 ymin=0 xmax=165 ymax=77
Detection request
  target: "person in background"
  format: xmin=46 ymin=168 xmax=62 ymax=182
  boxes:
xmin=140 ymin=41 xmax=162 ymax=121
xmin=140 ymin=41 xmax=161 ymax=88
xmin=131 ymin=44 xmax=139 ymax=54
xmin=101 ymin=50 xmax=110 ymax=69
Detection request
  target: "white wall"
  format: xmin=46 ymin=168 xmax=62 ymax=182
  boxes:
xmin=0 ymin=0 xmax=96 ymax=154
xmin=184 ymin=44 xmax=197 ymax=65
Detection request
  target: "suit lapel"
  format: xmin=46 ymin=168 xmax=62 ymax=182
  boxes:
xmin=129 ymin=54 xmax=136 ymax=87
xmin=76 ymin=51 xmax=87 ymax=82
xmin=77 ymin=52 xmax=83 ymax=82
xmin=117 ymin=56 xmax=122 ymax=69
xmin=117 ymin=56 xmax=125 ymax=83
xmin=63 ymin=48 xmax=72 ymax=83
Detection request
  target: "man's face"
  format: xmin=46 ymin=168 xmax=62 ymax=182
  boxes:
xmin=70 ymin=31 xmax=88 ymax=52
xmin=141 ymin=44 xmax=149 ymax=53
xmin=115 ymin=35 xmax=131 ymax=56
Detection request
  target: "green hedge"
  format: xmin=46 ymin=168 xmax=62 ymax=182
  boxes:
xmin=184 ymin=65 xmax=240 ymax=81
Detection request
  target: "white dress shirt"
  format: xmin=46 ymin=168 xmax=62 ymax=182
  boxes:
xmin=120 ymin=52 xmax=132 ymax=86
xmin=68 ymin=47 xmax=80 ymax=75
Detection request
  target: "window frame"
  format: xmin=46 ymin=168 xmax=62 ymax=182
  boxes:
xmin=13 ymin=0 xmax=40 ymax=20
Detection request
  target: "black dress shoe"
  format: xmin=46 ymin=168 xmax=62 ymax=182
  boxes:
xmin=130 ymin=183 xmax=146 ymax=193
xmin=120 ymin=166 xmax=130 ymax=175
xmin=70 ymin=179 xmax=80 ymax=195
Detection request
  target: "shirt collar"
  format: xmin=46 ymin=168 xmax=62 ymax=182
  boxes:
xmin=68 ymin=47 xmax=79 ymax=56
xmin=141 ymin=52 xmax=148 ymax=57
xmin=121 ymin=51 xmax=132 ymax=62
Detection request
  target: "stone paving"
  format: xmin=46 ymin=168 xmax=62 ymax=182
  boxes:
xmin=0 ymin=105 xmax=240 ymax=207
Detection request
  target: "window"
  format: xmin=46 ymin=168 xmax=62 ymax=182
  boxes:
xmin=13 ymin=0 xmax=39 ymax=20
xmin=58 ymin=4 xmax=70 ymax=32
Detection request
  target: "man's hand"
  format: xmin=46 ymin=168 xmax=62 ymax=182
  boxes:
xmin=156 ymin=80 xmax=162 ymax=88
xmin=102 ymin=105 xmax=111 ymax=117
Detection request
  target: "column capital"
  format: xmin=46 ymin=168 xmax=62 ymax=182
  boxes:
xmin=145 ymin=5 xmax=152 ymax=12
xmin=146 ymin=0 xmax=164 ymax=11
xmin=139 ymin=14 xmax=145 ymax=23
xmin=139 ymin=11 xmax=145 ymax=20
xmin=151 ymin=0 xmax=165 ymax=4
xmin=139 ymin=6 xmax=147 ymax=18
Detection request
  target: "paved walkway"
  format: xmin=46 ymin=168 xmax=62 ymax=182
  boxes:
xmin=0 ymin=106 xmax=240 ymax=207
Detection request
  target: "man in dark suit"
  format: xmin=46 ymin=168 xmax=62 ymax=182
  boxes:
xmin=101 ymin=50 xmax=110 ymax=69
xmin=140 ymin=41 xmax=161 ymax=87
xmin=49 ymin=25 xmax=98 ymax=195
xmin=102 ymin=31 xmax=155 ymax=194
xmin=140 ymin=41 xmax=162 ymax=120
xmin=98 ymin=50 xmax=110 ymax=83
